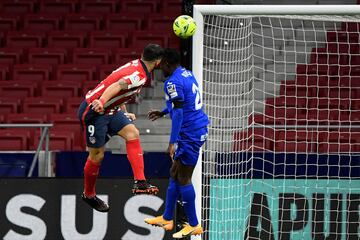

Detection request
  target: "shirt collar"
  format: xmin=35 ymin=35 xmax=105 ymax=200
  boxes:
xmin=140 ymin=59 xmax=151 ymax=80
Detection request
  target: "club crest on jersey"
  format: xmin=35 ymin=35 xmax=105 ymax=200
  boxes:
xmin=89 ymin=137 xmax=96 ymax=144
xmin=130 ymin=75 xmax=140 ymax=82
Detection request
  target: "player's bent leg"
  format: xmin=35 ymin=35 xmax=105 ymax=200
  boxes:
xmin=82 ymin=147 xmax=109 ymax=212
xmin=118 ymin=124 xmax=159 ymax=195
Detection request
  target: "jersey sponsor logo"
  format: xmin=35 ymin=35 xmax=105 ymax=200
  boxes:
xmin=129 ymin=74 xmax=140 ymax=82
xmin=167 ymin=83 xmax=178 ymax=98
xmin=123 ymin=71 xmax=140 ymax=84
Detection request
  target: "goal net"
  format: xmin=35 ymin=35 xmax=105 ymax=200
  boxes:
xmin=192 ymin=5 xmax=360 ymax=240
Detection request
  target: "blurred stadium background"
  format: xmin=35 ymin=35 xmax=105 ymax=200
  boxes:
xmin=0 ymin=0 xmax=359 ymax=239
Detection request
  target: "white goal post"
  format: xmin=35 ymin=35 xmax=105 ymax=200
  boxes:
xmin=192 ymin=5 xmax=360 ymax=240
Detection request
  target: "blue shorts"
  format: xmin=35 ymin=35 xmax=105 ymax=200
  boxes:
xmin=174 ymin=127 xmax=208 ymax=166
xmin=77 ymin=100 xmax=132 ymax=148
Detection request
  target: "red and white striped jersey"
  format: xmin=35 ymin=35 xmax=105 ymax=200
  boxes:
xmin=85 ymin=59 xmax=150 ymax=112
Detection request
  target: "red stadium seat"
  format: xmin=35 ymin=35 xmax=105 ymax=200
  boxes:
xmin=49 ymin=113 xmax=78 ymax=125
xmin=275 ymin=130 xmax=314 ymax=153
xmin=318 ymin=86 xmax=352 ymax=98
xmin=0 ymin=1 xmax=35 ymax=14
xmin=6 ymin=31 xmax=44 ymax=48
xmin=169 ymin=35 xmax=180 ymax=49
xmin=23 ymin=14 xmax=61 ymax=31
xmin=98 ymin=64 xmax=117 ymax=80
xmin=79 ymin=1 xmax=117 ymax=14
xmin=313 ymin=98 xmax=350 ymax=110
xmin=310 ymin=48 xmax=347 ymax=65
xmin=0 ymin=80 xmax=37 ymax=98
xmin=266 ymin=96 xmax=307 ymax=108
xmin=317 ymin=132 xmax=360 ymax=153
xmin=64 ymin=13 xmax=102 ymax=31
xmin=339 ymin=66 xmax=360 ymax=76
xmin=49 ymin=113 xmax=83 ymax=149
xmin=6 ymin=113 xmax=47 ymax=123
xmin=349 ymin=111 xmax=360 ymax=124
xmin=233 ymin=128 xmax=276 ymax=152
xmin=342 ymin=76 xmax=360 ymax=88
xmin=89 ymin=31 xmax=127 ymax=49
xmin=41 ymin=81 xmax=81 ymax=98
xmin=82 ymin=81 xmax=98 ymax=96
xmin=121 ymin=1 xmax=158 ymax=14
xmin=342 ymin=22 xmax=360 ymax=32
xmin=64 ymin=97 xmax=83 ymax=114
xmin=280 ymin=81 xmax=315 ymax=97
xmin=13 ymin=64 xmax=52 ymax=81
xmin=114 ymin=49 xmax=142 ymax=66
xmin=23 ymin=97 xmax=63 ymax=114
xmin=0 ymin=64 xmax=9 ymax=80
xmin=28 ymin=48 xmax=67 ymax=65
xmin=326 ymin=77 xmax=358 ymax=87
xmin=327 ymin=31 xmax=359 ymax=43
xmin=0 ymin=97 xmax=19 ymax=114
xmin=0 ymin=129 xmax=29 ymax=151
xmin=105 ymin=14 xmax=142 ymax=31
xmin=265 ymin=107 xmax=302 ymax=124
xmin=47 ymin=31 xmax=86 ymax=48
xmin=302 ymin=109 xmax=348 ymax=125
xmin=296 ymin=64 xmax=338 ymax=76
xmin=351 ymin=66 xmax=360 ymax=76
xmin=296 ymin=76 xmax=329 ymax=87
xmin=350 ymin=55 xmax=360 ymax=66
xmin=147 ymin=15 xmax=174 ymax=31
xmin=131 ymin=31 xmax=168 ymax=48
xmin=327 ymin=43 xmax=360 ymax=54
xmin=39 ymin=0 xmax=77 ymax=14
xmin=72 ymin=48 xmax=111 ymax=65
xmin=160 ymin=0 xmax=182 ymax=16
xmin=56 ymin=64 xmax=95 ymax=81
xmin=0 ymin=14 xmax=19 ymax=31
xmin=31 ymin=129 xmax=74 ymax=151
xmin=0 ymin=48 xmax=23 ymax=65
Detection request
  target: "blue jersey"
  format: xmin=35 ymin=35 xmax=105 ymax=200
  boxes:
xmin=164 ymin=67 xmax=209 ymax=132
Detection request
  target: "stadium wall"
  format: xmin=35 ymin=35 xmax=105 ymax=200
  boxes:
xmin=0 ymin=178 xmax=173 ymax=240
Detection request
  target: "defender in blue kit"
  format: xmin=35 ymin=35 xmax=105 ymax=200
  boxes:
xmin=145 ymin=48 xmax=209 ymax=238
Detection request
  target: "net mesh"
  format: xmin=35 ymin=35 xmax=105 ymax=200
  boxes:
xmin=201 ymin=14 xmax=360 ymax=239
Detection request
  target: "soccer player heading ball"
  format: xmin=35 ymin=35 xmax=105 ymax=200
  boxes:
xmin=145 ymin=48 xmax=209 ymax=238
xmin=77 ymin=44 xmax=163 ymax=212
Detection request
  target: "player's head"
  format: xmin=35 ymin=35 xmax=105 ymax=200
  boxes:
xmin=141 ymin=44 xmax=164 ymax=71
xmin=160 ymin=48 xmax=181 ymax=77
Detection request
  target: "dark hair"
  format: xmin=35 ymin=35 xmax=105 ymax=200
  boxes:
xmin=162 ymin=48 xmax=181 ymax=65
xmin=142 ymin=44 xmax=164 ymax=61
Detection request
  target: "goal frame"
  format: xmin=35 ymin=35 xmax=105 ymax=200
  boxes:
xmin=191 ymin=4 xmax=360 ymax=237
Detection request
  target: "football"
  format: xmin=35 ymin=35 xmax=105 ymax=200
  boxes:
xmin=173 ymin=15 xmax=197 ymax=39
